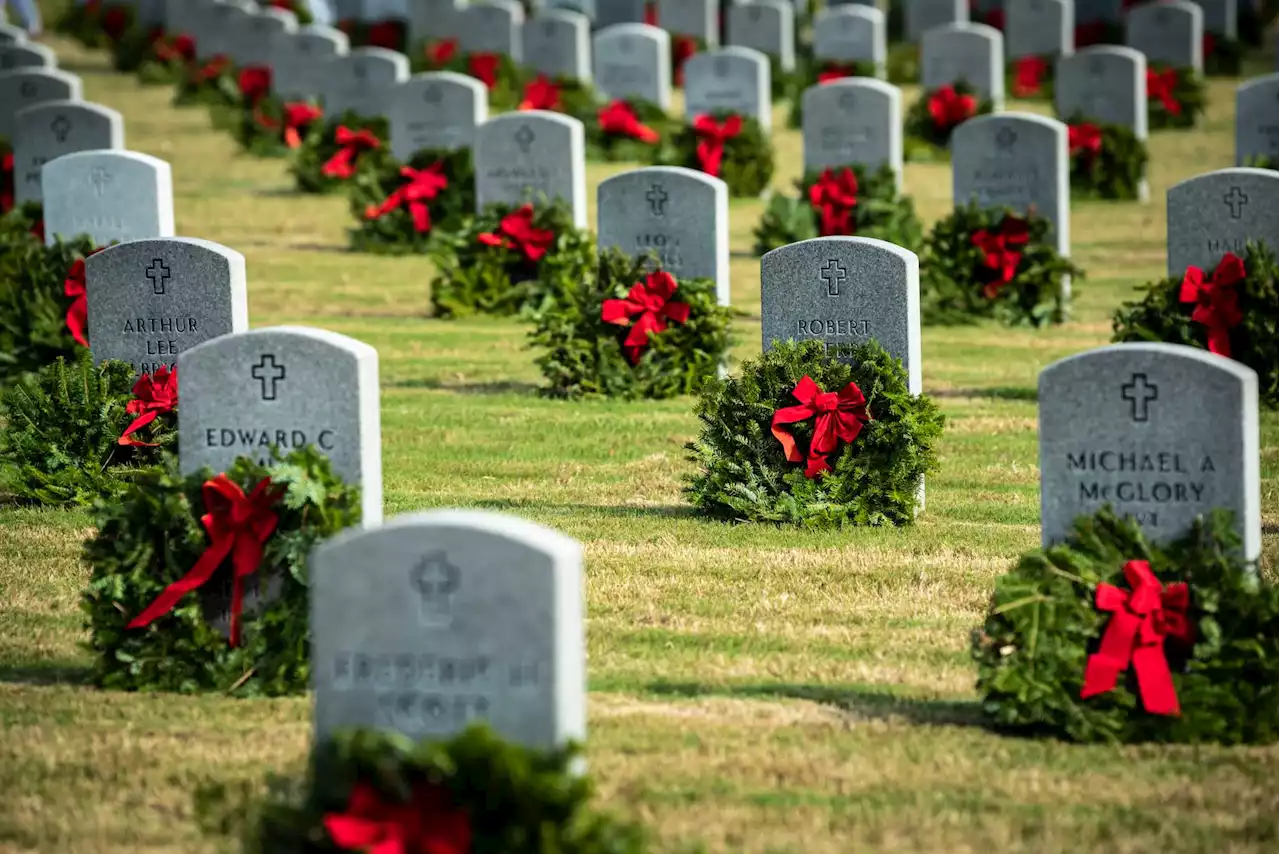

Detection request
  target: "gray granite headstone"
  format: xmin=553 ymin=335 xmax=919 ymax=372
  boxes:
xmin=760 ymin=236 xmax=921 ymax=395
xmin=522 ymin=9 xmax=592 ymax=82
xmin=136 ymin=0 xmax=168 ymax=27
xmin=0 ymin=42 xmax=55 ymax=71
xmin=1235 ymin=74 xmax=1278 ymax=167
xmin=178 ymin=325 xmax=382 ymax=526
xmin=310 ymin=510 xmax=585 ymax=749
xmin=1005 ymin=0 xmax=1073 ymax=60
xmin=1039 ymin=343 xmax=1260 ymax=559
xmin=456 ymin=1 xmax=524 ymax=60
xmin=802 ymin=78 xmax=903 ymax=190
xmin=1165 ymin=167 xmax=1278 ymax=276
xmin=164 ymin=0 xmax=202 ymax=40
xmin=726 ymin=0 xmax=795 ymax=73
xmin=813 ymin=5 xmax=887 ymax=79
xmin=241 ymin=7 xmax=298 ymax=69
xmin=921 ymin=22 xmax=1004 ymax=109
xmin=474 ymin=111 xmax=587 ymax=228
xmin=43 ymin=150 xmax=175 ymax=247
xmin=13 ymin=101 xmax=124 ymax=205
xmin=318 ymin=48 xmax=410 ymax=118
xmin=1075 ymin=0 xmax=1122 ymax=25
xmin=905 ymin=0 xmax=967 ymax=42
xmin=1055 ymin=45 xmax=1147 ymax=137
xmin=206 ymin=0 xmax=257 ymax=63
xmin=550 ymin=0 xmax=595 ymax=23
xmin=0 ymin=24 xmax=27 ymax=44
xmin=273 ymin=25 xmax=349 ymax=101
xmin=656 ymin=0 xmax=718 ymax=45
xmin=84 ymin=237 xmax=248 ymax=382
xmin=409 ymin=0 xmax=463 ymax=45
xmin=595 ymin=0 xmax=647 ymax=27
xmin=1196 ymin=0 xmax=1237 ymax=38
xmin=594 ymin=23 xmax=671 ymax=109
xmin=0 ymin=69 xmax=82 ymax=140
xmin=389 ymin=72 xmax=487 ymax=159
xmin=597 ymin=166 xmax=730 ymax=305
xmin=682 ymin=47 xmax=771 ymax=129
xmin=1125 ymin=0 xmax=1202 ymax=72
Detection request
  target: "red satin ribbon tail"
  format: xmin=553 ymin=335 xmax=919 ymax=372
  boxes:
xmin=119 ymin=410 xmax=160 ymax=446
xmin=1132 ymin=645 xmax=1180 ymax=715
xmin=126 ymin=540 xmax=232 ymax=631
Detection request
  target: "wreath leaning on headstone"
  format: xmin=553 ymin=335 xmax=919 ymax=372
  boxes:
xmin=1145 ymin=64 xmax=1205 ymax=131
xmin=784 ymin=58 xmax=878 ymax=129
xmin=1203 ymin=31 xmax=1244 ymax=77
xmin=585 ymin=97 xmax=673 ymax=164
xmin=132 ymin=30 xmax=197 ymax=86
xmin=529 ymin=247 xmax=733 ymax=400
xmin=414 ymin=38 xmax=522 ymax=111
xmin=82 ymin=447 xmax=361 ymax=695
xmin=903 ymin=79 xmax=994 ymax=159
xmin=1063 ymin=115 xmax=1149 ymax=201
xmin=289 ymin=111 xmax=389 ymax=194
xmin=664 ymin=110 xmax=775 ymax=198
xmin=54 ymin=0 xmax=109 ymax=47
xmin=172 ymin=51 xmax=239 ymax=116
xmin=233 ymin=94 xmax=325 ymax=158
xmin=685 ymin=339 xmax=945 ymax=528
xmin=1008 ymin=55 xmax=1056 ymax=101
xmin=972 ymin=507 xmax=1278 ymax=745
xmin=347 ymin=146 xmax=476 ymax=254
xmin=752 ymin=164 xmax=925 ymax=256
xmin=919 ymin=201 xmax=1083 ymax=327
xmin=1112 ymin=241 xmax=1278 ymax=405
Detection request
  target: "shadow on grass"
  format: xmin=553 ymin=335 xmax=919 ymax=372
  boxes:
xmin=384 ymin=378 xmax=541 ymax=395
xmin=473 ymin=498 xmax=700 ymax=521
xmin=644 ymin=680 xmax=987 ymax=729
xmin=0 ymin=661 xmax=93 ymax=687
xmin=927 ymin=386 xmax=1039 ymax=403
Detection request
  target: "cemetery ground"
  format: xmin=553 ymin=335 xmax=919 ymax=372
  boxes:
xmin=1 ymin=35 xmax=1278 ymax=854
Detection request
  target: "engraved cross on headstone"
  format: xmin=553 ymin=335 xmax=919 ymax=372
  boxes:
xmin=19 ymin=80 xmax=35 ymax=98
xmin=646 ymin=184 xmax=668 ymax=216
xmin=821 ymin=259 xmax=847 ymax=296
xmin=251 ymin=354 xmax=287 ymax=400
xmin=996 ymin=126 xmax=1018 ymax=153
xmin=1121 ymin=373 xmax=1158 ymax=422
xmin=411 ymin=551 xmax=461 ymax=626
xmin=89 ymin=167 xmax=111 ymax=196
xmin=145 ymin=258 xmax=171 ymax=294
xmin=514 ymin=125 xmax=535 ymax=153
xmin=50 ymin=115 xmax=71 ymax=143
xmin=1223 ymin=187 xmax=1248 ymax=219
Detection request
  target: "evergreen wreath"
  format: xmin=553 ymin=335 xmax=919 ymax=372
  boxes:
xmin=1244 ymin=154 xmax=1278 ymax=171
xmin=427 ymin=199 xmax=596 ymax=320
xmin=904 ymin=80 xmax=994 ymax=156
xmin=0 ymin=231 xmax=98 ymax=385
xmin=1145 ymin=65 xmax=1205 ymax=130
xmin=413 ymin=38 xmax=522 ymax=110
xmin=663 ymin=110 xmax=775 ymax=198
xmin=233 ymin=95 xmax=325 ymax=158
xmin=135 ymin=31 xmax=197 ymax=86
xmin=752 ymin=164 xmax=924 ymax=256
xmin=529 ymin=247 xmax=733 ymax=400
xmin=513 ymin=74 xmax=599 ymax=122
xmin=1111 ymin=241 xmax=1278 ymax=405
xmin=685 ymin=339 xmax=945 ymax=528
xmin=289 ymin=112 xmax=389 ymax=194
xmin=919 ymin=201 xmax=1082 ymax=327
xmin=172 ymin=53 xmax=239 ymax=113
xmin=670 ymin=33 xmax=705 ymax=87
xmin=585 ymin=97 xmax=671 ymax=164
xmin=108 ymin=21 xmax=164 ymax=76
xmin=337 ymin=17 xmax=406 ymax=51
xmin=54 ymin=0 xmax=109 ymax=47
xmin=1202 ymin=32 xmax=1243 ymax=77
xmin=1008 ymin=55 xmax=1055 ymax=100
xmin=784 ymin=57 xmax=878 ymax=129
xmin=972 ymin=507 xmax=1277 ymax=745
xmin=0 ymin=199 xmax=45 ymax=250
xmin=195 ymin=726 xmax=648 ymax=854
xmin=262 ymin=0 xmax=314 ymax=25
xmin=347 ymin=147 xmax=476 ymax=254
xmin=1064 ymin=117 xmax=1148 ymax=201
xmin=0 ymin=354 xmax=174 ymax=505
xmin=81 ymin=447 xmax=362 ymax=695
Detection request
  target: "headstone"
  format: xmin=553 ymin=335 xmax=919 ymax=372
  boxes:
xmin=1125 ymin=0 xmax=1203 ymax=72
xmin=389 ymin=71 xmax=488 ymax=159
xmin=596 ymin=0 xmax=646 ymax=27
xmin=0 ymin=23 xmax=27 ymax=44
xmin=597 ymin=166 xmax=730 ymax=305
xmin=1235 ymin=74 xmax=1278 ymax=167
xmin=1055 ymin=45 xmax=1147 ymax=138
xmin=0 ymin=69 xmax=82 ymax=139
xmin=802 ymin=78 xmax=903 ymax=190
xmin=206 ymin=0 xmax=257 ymax=63
xmin=456 ymin=0 xmax=524 ymax=60
xmin=726 ymin=0 xmax=795 ymax=73
xmin=1165 ymin=167 xmax=1278 ymax=276
xmin=1005 ymin=0 xmax=1073 ymax=60
xmin=310 ymin=510 xmax=585 ymax=749
xmin=1196 ymin=0 xmax=1237 ymax=39
xmin=522 ymin=9 xmax=592 ymax=82
xmin=1075 ymin=0 xmax=1122 ymax=25
xmin=682 ymin=47 xmax=771 ymax=130
xmin=136 ymin=0 xmax=168 ymax=27
xmin=474 ymin=111 xmax=587 ymax=228
xmin=177 ymin=325 xmax=383 ymax=526
xmin=594 ymin=22 xmax=671 ymax=109
xmin=1038 ymin=343 xmax=1260 ymax=559
xmin=164 ymin=0 xmax=203 ymax=39
xmin=760 ymin=236 xmax=921 ymax=395
xmin=550 ymin=0 xmax=595 ymax=23
xmin=812 ymin=5 xmax=887 ymax=79
xmin=273 ymin=25 xmax=349 ymax=101
xmin=43 ymin=150 xmax=175 ymax=247
xmin=0 ymin=42 xmax=55 ymax=71
xmin=905 ymin=0 xmax=967 ymax=42
xmin=241 ymin=7 xmax=298 ymax=69
xmin=920 ymin=22 xmax=1004 ymax=109
xmin=13 ymin=101 xmax=124 ymax=206
xmin=656 ymin=0 xmax=718 ymax=46
xmin=409 ymin=0 xmax=462 ymax=44
xmin=318 ymin=47 xmax=410 ymax=118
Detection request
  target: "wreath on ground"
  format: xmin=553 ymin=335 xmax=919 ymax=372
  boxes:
xmin=0 ymin=231 xmax=97 ymax=385
xmin=920 ymin=202 xmax=1082 ymax=327
xmin=972 ymin=507 xmax=1277 ymax=745
xmin=0 ymin=354 xmax=174 ymax=505
xmin=54 ymin=0 xmax=110 ymax=47
xmin=1146 ymin=65 xmax=1205 ymax=130
xmin=0 ymin=199 xmax=44 ymax=252
xmin=904 ymin=81 xmax=994 ymax=158
xmin=663 ymin=111 xmax=774 ymax=198
xmin=785 ymin=57 xmax=878 ymax=129
xmin=234 ymin=94 xmax=324 ymax=158
xmin=109 ymin=22 xmax=165 ymax=75
xmin=134 ymin=31 xmax=197 ymax=85
xmin=173 ymin=53 xmax=239 ymax=116
xmin=1203 ymin=33 xmax=1243 ymax=77
xmin=1064 ymin=118 xmax=1148 ymax=201
xmin=1008 ymin=55 xmax=1055 ymax=100
xmin=194 ymin=726 xmax=649 ymax=854
xmin=336 ymin=17 xmax=406 ymax=51
xmin=1111 ymin=241 xmax=1278 ymax=404
xmin=585 ymin=98 xmax=671 ymax=164
xmin=513 ymin=74 xmax=599 ymax=120
xmin=289 ymin=112 xmax=388 ymax=194
xmin=530 ymin=247 xmax=732 ymax=400
xmin=347 ymin=146 xmax=475 ymax=254
xmin=752 ymin=164 xmax=924 ymax=256
xmin=413 ymin=38 xmax=521 ymax=110
xmin=427 ymin=199 xmax=596 ymax=320
xmin=81 ymin=447 xmax=361 ymax=695
xmin=685 ymin=338 xmax=945 ymax=528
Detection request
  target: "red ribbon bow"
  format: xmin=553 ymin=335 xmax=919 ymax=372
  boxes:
xmin=600 ymin=271 xmax=691 ymax=364
xmin=237 ymin=65 xmax=272 ymax=105
xmin=673 ymin=35 xmax=698 ymax=86
xmin=467 ymin=52 xmax=500 ymax=89
xmin=1146 ymin=68 xmax=1182 ymax=115
xmin=476 ymin=204 xmax=556 ymax=263
xmin=771 ymin=376 xmax=870 ymax=478
xmin=519 ymin=75 xmax=561 ymax=111
xmin=817 ymin=61 xmax=860 ymax=84
xmin=1179 ymin=252 xmax=1245 ymax=358
xmin=127 ymin=475 xmax=281 ymax=647
xmin=280 ymin=102 xmax=323 ymax=148
xmin=321 ymin=126 xmax=381 ymax=179
xmin=154 ymin=33 xmax=196 ymax=64
xmin=927 ymin=85 xmax=977 ymax=132
xmin=101 ymin=5 xmax=129 ymax=40
xmin=119 ymin=365 xmax=178 ymax=446
xmin=597 ymin=100 xmax=659 ymax=144
xmin=1 ymin=151 xmax=14 ymax=215
xmin=1012 ymin=56 xmax=1048 ymax=98
xmin=692 ymin=113 xmax=742 ymax=178
xmin=971 ymin=215 xmax=1030 ymax=299
xmin=364 ymin=162 xmax=449 ymax=233
xmin=427 ymin=38 xmax=458 ymax=66
xmin=63 ymin=248 xmax=105 ymax=348
xmin=1068 ymin=122 xmax=1103 ymax=159
xmin=367 ymin=19 xmax=402 ymax=50
xmin=1080 ymin=560 xmax=1193 ymax=716
xmin=324 ymin=782 xmax=472 ymax=854
xmin=192 ymin=55 xmax=230 ymax=84
xmin=808 ymin=167 xmax=859 ymax=236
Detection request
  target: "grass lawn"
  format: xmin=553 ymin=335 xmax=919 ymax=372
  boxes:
xmin=0 ymin=32 xmax=1277 ymax=854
